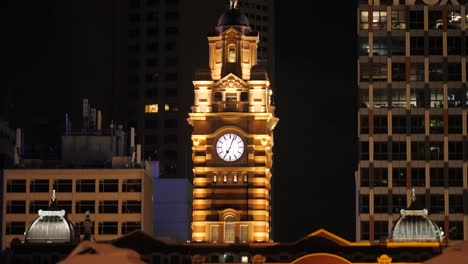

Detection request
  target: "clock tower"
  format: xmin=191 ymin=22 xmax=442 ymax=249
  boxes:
xmin=187 ymin=0 xmax=278 ymax=243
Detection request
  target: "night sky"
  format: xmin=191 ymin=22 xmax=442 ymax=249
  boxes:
xmin=273 ymin=0 xmax=358 ymax=241
xmin=2 ymin=0 xmax=358 ymax=242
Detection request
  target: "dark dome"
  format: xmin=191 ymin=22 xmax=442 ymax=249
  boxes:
xmin=217 ymin=8 xmax=249 ymax=27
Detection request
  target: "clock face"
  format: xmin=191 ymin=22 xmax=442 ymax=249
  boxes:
xmin=216 ymin=133 xmax=245 ymax=162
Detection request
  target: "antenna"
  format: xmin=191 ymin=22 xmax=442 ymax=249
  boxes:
xmin=136 ymin=144 xmax=141 ymax=166
xmin=117 ymin=124 xmax=125 ymax=156
xmin=82 ymin=98 xmax=89 ymax=130
xmin=130 ymin=127 xmax=135 ymax=148
xmin=14 ymin=128 xmax=21 ymax=166
xmin=97 ymin=110 xmax=102 ymax=130
xmin=90 ymin=107 xmax=97 ymax=130
xmin=110 ymin=120 xmax=115 ymax=136
xmin=52 ymin=189 xmax=56 ymax=202
xmin=130 ymin=127 xmax=136 ymax=166
xmin=131 ymin=151 xmax=136 ymax=167
xmin=65 ymin=113 xmax=69 ymax=135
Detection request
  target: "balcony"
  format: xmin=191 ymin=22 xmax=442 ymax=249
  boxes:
xmin=212 ymin=101 xmax=249 ymax=112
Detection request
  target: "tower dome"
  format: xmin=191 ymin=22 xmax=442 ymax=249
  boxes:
xmin=216 ymin=0 xmax=250 ymax=32
xmin=390 ymin=190 xmax=444 ymax=242
xmin=23 ymin=190 xmax=79 ymax=244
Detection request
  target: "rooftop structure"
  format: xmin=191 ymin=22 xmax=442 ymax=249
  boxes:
xmin=23 ymin=190 xmax=80 ymax=245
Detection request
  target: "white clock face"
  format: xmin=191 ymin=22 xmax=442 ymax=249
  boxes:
xmin=216 ymin=133 xmax=244 ymax=162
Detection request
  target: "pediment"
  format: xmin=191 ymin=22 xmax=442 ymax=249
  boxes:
xmin=220 ymin=27 xmax=243 ymax=36
xmin=213 ymin=73 xmax=249 ymax=89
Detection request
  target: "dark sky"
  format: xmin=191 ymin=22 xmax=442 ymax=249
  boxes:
xmin=273 ymin=0 xmax=358 ymax=242
xmin=2 ymin=0 xmax=358 ymax=242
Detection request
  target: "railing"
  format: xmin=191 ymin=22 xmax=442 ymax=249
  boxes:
xmin=212 ymin=101 xmax=249 ymax=112
xmin=192 ymin=102 xmax=273 ymax=113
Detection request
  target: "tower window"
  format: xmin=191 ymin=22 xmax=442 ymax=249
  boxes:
xmin=240 ymin=225 xmax=248 ymax=243
xmin=228 ymin=44 xmax=236 ymax=63
xmin=224 ymin=216 xmax=235 ymax=243
xmin=210 ymin=225 xmax=219 ymax=243
xmin=145 ymin=104 xmax=159 ymax=113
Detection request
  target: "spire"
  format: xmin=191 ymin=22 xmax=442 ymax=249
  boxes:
xmin=229 ymin=0 xmax=239 ymax=9
xmin=48 ymin=189 xmax=60 ymax=211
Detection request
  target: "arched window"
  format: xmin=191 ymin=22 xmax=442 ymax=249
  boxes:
xmin=224 ymin=216 xmax=235 ymax=242
xmin=228 ymin=44 xmax=236 ymax=63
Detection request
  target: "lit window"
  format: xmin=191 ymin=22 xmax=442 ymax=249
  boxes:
xmin=224 ymin=217 xmax=235 ymax=243
xmin=223 ymin=174 xmax=227 ymax=183
xmin=233 ymin=174 xmax=238 ymax=183
xmin=164 ymin=104 xmax=179 ymax=112
xmin=243 ymin=174 xmax=248 ymax=183
xmin=360 ymin=11 xmax=369 ymax=30
xmin=240 ymin=225 xmax=248 ymax=243
xmin=211 ymin=225 xmax=219 ymax=243
xmin=213 ymin=175 xmax=217 ymax=183
xmin=228 ymin=44 xmax=236 ymax=63
xmin=145 ymin=104 xmax=158 ymax=113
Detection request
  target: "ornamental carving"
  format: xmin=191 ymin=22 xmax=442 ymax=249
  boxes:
xmin=214 ymin=74 xmax=249 ymax=89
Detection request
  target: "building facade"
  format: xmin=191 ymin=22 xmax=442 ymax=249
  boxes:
xmin=357 ymin=0 xmax=468 ymax=242
xmin=151 ymin=160 xmax=193 ymax=242
xmin=2 ymin=168 xmax=153 ymax=250
xmin=112 ymin=0 xmax=275 ymax=181
xmin=187 ymin=1 xmax=278 ymax=243
xmin=109 ymin=228 xmax=444 ymax=264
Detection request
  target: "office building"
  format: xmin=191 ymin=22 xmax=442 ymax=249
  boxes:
xmin=151 ymin=160 xmax=192 ymax=242
xmin=2 ymin=167 xmax=153 ymax=250
xmin=357 ymin=0 xmax=468 ymax=242
xmin=2 ymin=108 xmax=153 ymax=250
xmin=0 ymin=123 xmax=14 ymax=251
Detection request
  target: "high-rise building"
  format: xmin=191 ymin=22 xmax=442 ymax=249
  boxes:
xmin=357 ymin=0 xmax=468 ymax=242
xmin=187 ymin=1 xmax=278 ymax=243
xmin=112 ymin=0 xmax=275 ymax=180
xmin=238 ymin=0 xmax=275 ymax=86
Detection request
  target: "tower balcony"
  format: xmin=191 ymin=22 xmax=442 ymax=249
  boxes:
xmin=212 ymin=101 xmax=249 ymax=112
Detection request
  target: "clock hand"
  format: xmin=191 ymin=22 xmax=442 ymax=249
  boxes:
xmin=224 ymin=135 xmax=236 ymax=159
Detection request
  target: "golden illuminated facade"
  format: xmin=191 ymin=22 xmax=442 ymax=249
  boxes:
xmin=187 ymin=1 xmax=278 ymax=243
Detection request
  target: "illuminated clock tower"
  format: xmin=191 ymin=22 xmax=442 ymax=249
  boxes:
xmin=187 ymin=0 xmax=278 ymax=243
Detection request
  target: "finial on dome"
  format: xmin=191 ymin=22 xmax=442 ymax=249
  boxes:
xmin=229 ymin=0 xmax=239 ymax=9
